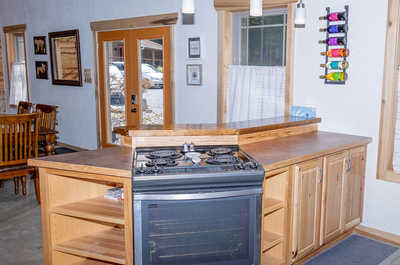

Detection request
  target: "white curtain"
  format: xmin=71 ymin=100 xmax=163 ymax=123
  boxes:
xmin=393 ymin=74 xmax=400 ymax=173
xmin=226 ymin=65 xmax=286 ymax=123
xmin=9 ymin=62 xmax=27 ymax=106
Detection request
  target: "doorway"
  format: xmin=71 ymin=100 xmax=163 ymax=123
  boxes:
xmin=98 ymin=27 xmax=172 ymax=147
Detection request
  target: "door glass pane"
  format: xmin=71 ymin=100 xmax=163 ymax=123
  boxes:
xmin=104 ymin=40 xmax=125 ymax=145
xmin=139 ymin=39 xmax=164 ymax=125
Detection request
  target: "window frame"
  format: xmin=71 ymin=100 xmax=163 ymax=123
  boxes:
xmin=3 ymin=24 xmax=30 ymax=106
xmin=217 ymin=4 xmax=295 ymax=123
xmin=377 ymin=0 xmax=400 ymax=182
xmin=233 ymin=9 xmax=288 ymax=66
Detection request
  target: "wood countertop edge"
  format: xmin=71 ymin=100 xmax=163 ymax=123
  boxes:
xmin=116 ymin=117 xmax=322 ymax=137
xmin=261 ymin=137 xmax=372 ymax=171
xmin=27 ymin=159 xmax=131 ymax=179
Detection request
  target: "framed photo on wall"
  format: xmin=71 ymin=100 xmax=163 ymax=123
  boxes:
xmin=33 ymin=36 xmax=47 ymax=55
xmin=35 ymin=61 xmax=48 ymax=79
xmin=188 ymin=37 xmax=201 ymax=59
xmin=187 ymin=64 xmax=202 ymax=86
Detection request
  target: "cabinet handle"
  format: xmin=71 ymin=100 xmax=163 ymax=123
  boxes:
xmin=349 ymin=158 xmax=352 ymax=172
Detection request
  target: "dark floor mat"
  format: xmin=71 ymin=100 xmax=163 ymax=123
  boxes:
xmin=303 ymin=235 xmax=398 ymax=265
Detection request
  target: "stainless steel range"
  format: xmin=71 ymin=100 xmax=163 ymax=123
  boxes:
xmin=132 ymin=144 xmax=265 ymax=265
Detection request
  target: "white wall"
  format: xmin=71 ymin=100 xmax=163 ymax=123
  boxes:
xmin=293 ymin=0 xmax=400 ymax=235
xmin=0 ymin=0 xmax=218 ymax=150
xmin=1 ymin=0 xmax=399 ymax=236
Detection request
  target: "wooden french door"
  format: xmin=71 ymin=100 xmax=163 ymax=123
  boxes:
xmin=98 ymin=27 xmax=171 ymax=147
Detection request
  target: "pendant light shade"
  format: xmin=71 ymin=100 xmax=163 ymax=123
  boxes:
xmin=295 ymin=0 xmax=306 ymax=26
xmin=250 ymin=0 xmax=263 ymax=17
xmin=182 ymin=0 xmax=195 ymax=14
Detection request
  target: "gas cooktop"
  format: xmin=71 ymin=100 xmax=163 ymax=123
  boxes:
xmin=132 ymin=144 xmax=265 ymax=192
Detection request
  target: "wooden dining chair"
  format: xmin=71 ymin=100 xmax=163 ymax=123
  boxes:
xmin=17 ymin=101 xmax=34 ymax=114
xmin=36 ymin=104 xmax=58 ymax=155
xmin=0 ymin=113 xmax=40 ymax=203
xmin=36 ymin=104 xmax=58 ymax=131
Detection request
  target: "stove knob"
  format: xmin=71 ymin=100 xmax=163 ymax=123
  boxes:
xmin=189 ymin=142 xmax=195 ymax=152
xmin=183 ymin=143 xmax=190 ymax=153
xmin=136 ymin=166 xmax=145 ymax=174
xmin=246 ymin=161 xmax=258 ymax=169
xmin=236 ymin=162 xmax=246 ymax=170
xmin=152 ymin=166 xmax=162 ymax=174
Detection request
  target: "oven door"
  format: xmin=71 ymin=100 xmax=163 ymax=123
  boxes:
xmin=133 ymin=188 xmax=262 ymax=265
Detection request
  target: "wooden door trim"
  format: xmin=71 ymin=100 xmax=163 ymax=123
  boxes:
xmin=97 ymin=30 xmax=130 ymax=148
xmin=131 ymin=27 xmax=172 ymax=126
xmin=96 ymin=27 xmax=172 ymax=148
xmin=90 ymin=13 xmax=178 ymax=32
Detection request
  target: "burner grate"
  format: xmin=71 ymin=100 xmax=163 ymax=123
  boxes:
xmin=146 ymin=159 xmax=178 ymax=168
xmin=205 ymin=155 xmax=239 ymax=165
xmin=146 ymin=150 xmax=183 ymax=160
xmin=207 ymin=147 xmax=232 ymax=156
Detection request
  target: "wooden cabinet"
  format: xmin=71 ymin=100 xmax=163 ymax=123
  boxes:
xmin=343 ymin=146 xmax=366 ymax=231
xmin=291 ymin=158 xmax=323 ymax=262
xmin=288 ymin=146 xmax=367 ymax=263
xmin=320 ymin=152 xmax=346 ymax=245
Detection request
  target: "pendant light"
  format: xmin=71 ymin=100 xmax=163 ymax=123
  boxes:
xmin=250 ymin=0 xmax=263 ymax=17
xmin=182 ymin=0 xmax=195 ymax=14
xmin=295 ymin=0 xmax=306 ymax=27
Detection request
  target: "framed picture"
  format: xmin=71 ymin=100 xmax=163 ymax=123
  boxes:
xmin=188 ymin=37 xmax=201 ymax=59
xmin=35 ymin=61 xmax=48 ymax=79
xmin=33 ymin=36 xmax=47 ymax=55
xmin=186 ymin=64 xmax=202 ymax=86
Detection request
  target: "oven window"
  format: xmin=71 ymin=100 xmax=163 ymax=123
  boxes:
xmin=137 ymin=196 xmax=259 ymax=265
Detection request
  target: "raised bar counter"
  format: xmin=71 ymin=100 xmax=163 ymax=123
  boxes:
xmin=113 ymin=116 xmax=321 ymax=137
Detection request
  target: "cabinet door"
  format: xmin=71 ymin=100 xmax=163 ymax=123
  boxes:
xmin=320 ymin=152 xmax=346 ymax=245
xmin=291 ymin=158 xmax=323 ymax=262
xmin=343 ymin=146 xmax=366 ymax=231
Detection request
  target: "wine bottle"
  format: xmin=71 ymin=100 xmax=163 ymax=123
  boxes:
xmin=320 ymin=61 xmax=349 ymax=70
xmin=319 ymin=37 xmax=346 ymax=46
xmin=320 ymin=72 xmax=348 ymax=81
xmin=320 ymin=25 xmax=347 ymax=33
xmin=319 ymin=12 xmax=347 ymax=21
xmin=321 ymin=48 xmax=349 ymax=57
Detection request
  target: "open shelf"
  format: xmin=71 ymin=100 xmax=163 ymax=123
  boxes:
xmin=54 ymin=228 xmax=126 ymax=264
xmin=264 ymin=198 xmax=284 ymax=215
xmin=263 ymin=231 xmax=283 ymax=251
xmin=52 ymin=197 xmax=125 ymax=225
xmin=262 ymin=253 xmax=283 ymax=265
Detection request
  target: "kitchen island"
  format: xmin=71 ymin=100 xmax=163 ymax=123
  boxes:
xmin=29 ymin=116 xmax=371 ymax=265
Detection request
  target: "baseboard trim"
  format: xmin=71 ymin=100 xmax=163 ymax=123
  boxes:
xmin=355 ymin=225 xmax=400 ymax=247
xmin=57 ymin=142 xmax=88 ymax=152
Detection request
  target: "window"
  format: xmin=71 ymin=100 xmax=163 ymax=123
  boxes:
xmin=377 ymin=0 xmax=400 ymax=182
xmin=3 ymin=24 xmax=29 ymax=107
xmin=234 ymin=10 xmax=287 ymax=66
xmin=226 ymin=9 xmax=290 ymax=123
xmin=217 ymin=6 xmax=295 ymax=123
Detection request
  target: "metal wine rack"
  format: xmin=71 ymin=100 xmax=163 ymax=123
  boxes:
xmin=322 ymin=5 xmax=349 ymax=85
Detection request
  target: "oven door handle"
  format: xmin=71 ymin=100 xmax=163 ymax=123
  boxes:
xmin=134 ymin=188 xmax=263 ymax=201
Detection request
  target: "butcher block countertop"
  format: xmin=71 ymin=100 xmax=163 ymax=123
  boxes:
xmin=241 ymin=131 xmax=372 ymax=171
xmin=113 ymin=116 xmax=322 ymax=137
xmin=28 ymin=147 xmax=132 ymax=178
xmin=28 ymin=131 xmax=371 ymax=177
